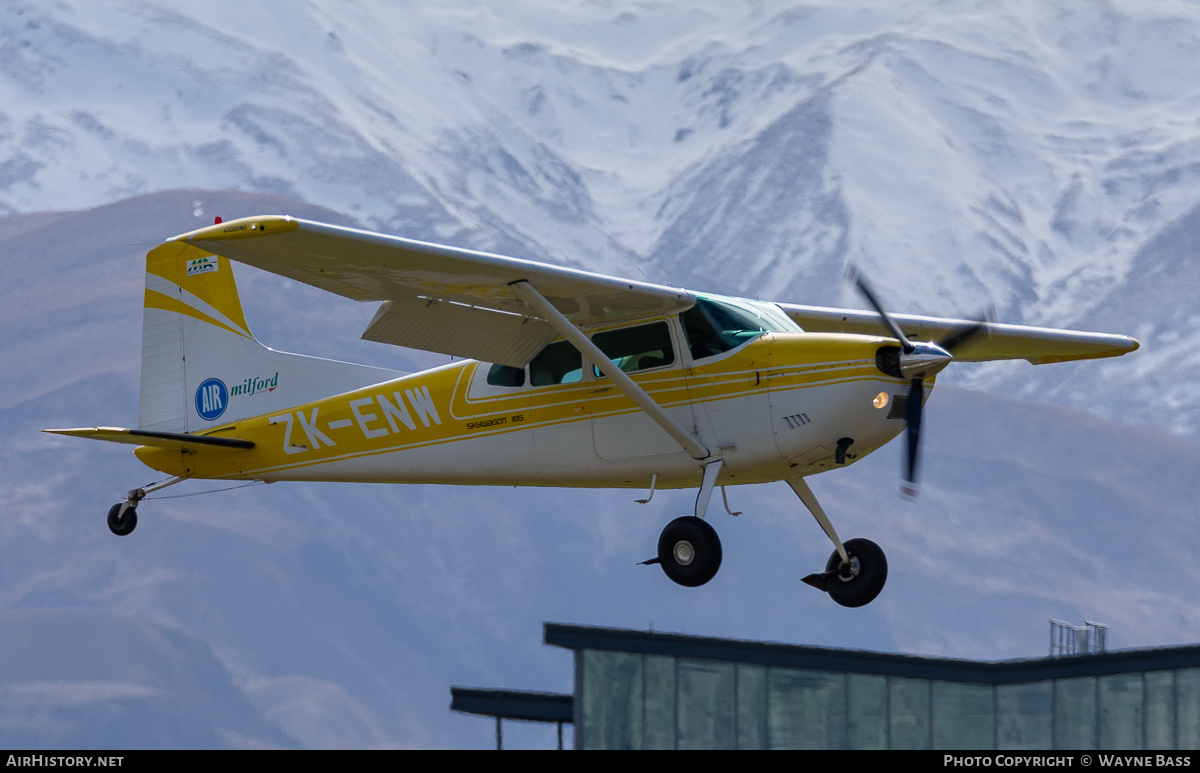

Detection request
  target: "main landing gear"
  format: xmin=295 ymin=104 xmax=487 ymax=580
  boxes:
xmin=640 ymin=459 xmax=731 ymax=588
xmin=656 ymin=516 xmax=723 ymax=587
xmin=641 ymin=464 xmax=888 ymax=607
xmin=105 ymin=477 xmax=185 ymax=536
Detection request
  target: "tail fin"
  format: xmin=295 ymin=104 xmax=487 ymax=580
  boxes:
xmin=139 ymin=241 xmax=402 ymax=433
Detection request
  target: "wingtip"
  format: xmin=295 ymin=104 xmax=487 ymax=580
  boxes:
xmin=169 ymin=215 xmax=299 ymax=243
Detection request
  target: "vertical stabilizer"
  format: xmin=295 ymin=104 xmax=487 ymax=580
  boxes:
xmin=138 ymin=241 xmax=402 ymax=433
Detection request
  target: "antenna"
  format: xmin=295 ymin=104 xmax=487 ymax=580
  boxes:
xmin=558 ymin=249 xmax=583 ymax=272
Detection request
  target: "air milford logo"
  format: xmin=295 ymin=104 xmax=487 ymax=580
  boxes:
xmin=186 ymin=256 xmax=219 ymax=276
xmin=231 ymin=372 xmax=279 ymax=397
xmin=194 ymin=373 xmax=279 ymax=421
xmin=195 ymin=378 xmax=228 ymax=421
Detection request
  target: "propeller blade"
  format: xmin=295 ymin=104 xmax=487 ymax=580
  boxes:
xmin=847 ymin=265 xmax=915 ymax=353
xmin=903 ymin=376 xmax=924 ymax=497
xmin=936 ymin=306 xmax=995 ymax=352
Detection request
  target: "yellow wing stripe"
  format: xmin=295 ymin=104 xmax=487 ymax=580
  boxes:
xmin=173 ymin=215 xmax=300 ymax=242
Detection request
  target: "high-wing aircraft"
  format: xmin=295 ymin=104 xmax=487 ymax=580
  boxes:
xmin=46 ymin=216 xmax=1139 ymax=607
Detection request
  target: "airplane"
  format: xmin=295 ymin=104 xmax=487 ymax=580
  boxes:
xmin=45 ymin=215 xmax=1140 ymax=608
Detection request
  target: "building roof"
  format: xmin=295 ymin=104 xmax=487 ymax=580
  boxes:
xmin=544 ymin=622 xmax=1200 ymax=684
xmin=450 ymin=687 xmax=573 ymax=723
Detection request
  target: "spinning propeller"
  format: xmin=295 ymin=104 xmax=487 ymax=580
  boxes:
xmin=847 ymin=267 xmax=990 ymax=496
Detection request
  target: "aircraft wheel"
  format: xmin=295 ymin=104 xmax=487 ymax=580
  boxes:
xmin=824 ymin=538 xmax=886 ymax=608
xmin=106 ymin=504 xmax=137 ymax=537
xmin=657 ymin=516 xmax=722 ymax=587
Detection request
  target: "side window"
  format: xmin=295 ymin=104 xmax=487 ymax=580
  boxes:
xmin=486 ymin=363 xmax=525 ymax=387
xmin=530 ymin=340 xmax=583 ymax=386
xmin=591 ymin=321 xmax=675 ymax=378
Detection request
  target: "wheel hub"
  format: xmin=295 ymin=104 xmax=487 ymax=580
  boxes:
xmin=673 ymin=540 xmax=695 ymax=566
xmin=836 ymin=555 xmax=860 ymax=582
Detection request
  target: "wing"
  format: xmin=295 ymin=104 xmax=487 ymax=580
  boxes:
xmin=171 ymin=216 xmax=1137 ymax=368
xmin=172 ymin=216 xmax=693 ymax=367
xmin=780 ymin=303 xmax=1139 ymax=364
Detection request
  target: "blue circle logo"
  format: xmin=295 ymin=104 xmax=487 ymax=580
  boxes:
xmin=195 ymin=378 xmax=229 ymax=421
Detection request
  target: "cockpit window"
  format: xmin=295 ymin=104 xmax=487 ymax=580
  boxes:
xmin=486 ymin=363 xmax=525 ymax=387
xmin=681 ymin=296 xmax=793 ymax=361
xmin=529 ymin=340 xmax=583 ymax=386
xmin=591 ymin=321 xmax=675 ymax=377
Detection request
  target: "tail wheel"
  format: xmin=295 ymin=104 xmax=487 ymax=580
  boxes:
xmin=824 ymin=538 xmax=887 ymax=607
xmin=107 ymin=504 xmax=137 ymax=537
xmin=657 ymin=516 xmax=722 ymax=587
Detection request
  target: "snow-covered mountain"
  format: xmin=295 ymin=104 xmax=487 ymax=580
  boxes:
xmin=1 ymin=0 xmax=1197 ymax=440
xmin=1 ymin=0 xmax=1197 ymax=749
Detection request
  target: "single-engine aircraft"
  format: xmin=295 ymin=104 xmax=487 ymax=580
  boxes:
xmin=46 ymin=216 xmax=1139 ymax=607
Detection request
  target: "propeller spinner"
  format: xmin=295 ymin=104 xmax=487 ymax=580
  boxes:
xmin=847 ymin=267 xmax=989 ymax=496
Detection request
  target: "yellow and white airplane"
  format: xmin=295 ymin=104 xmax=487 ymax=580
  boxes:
xmin=46 ymin=215 xmax=1139 ymax=607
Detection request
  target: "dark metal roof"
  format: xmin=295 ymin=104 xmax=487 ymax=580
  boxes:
xmin=450 ymin=687 xmax=573 ymax=723
xmin=544 ymin=623 xmax=1200 ymax=684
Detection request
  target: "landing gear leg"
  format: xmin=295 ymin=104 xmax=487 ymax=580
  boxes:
xmin=790 ymin=476 xmax=888 ymax=607
xmin=106 ymin=476 xmax=185 ymax=536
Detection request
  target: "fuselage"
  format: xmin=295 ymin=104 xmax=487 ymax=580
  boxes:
xmin=136 ymin=319 xmax=923 ymax=490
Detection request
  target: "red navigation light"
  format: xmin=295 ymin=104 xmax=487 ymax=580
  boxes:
xmin=214 ymin=216 xmax=223 ymax=225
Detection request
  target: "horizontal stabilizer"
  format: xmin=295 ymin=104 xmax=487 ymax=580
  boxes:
xmin=43 ymin=427 xmax=254 ymax=451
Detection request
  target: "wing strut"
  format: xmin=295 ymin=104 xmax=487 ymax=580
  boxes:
xmin=511 ymin=280 xmax=711 ymax=461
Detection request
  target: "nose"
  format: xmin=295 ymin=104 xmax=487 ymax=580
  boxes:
xmin=898 ymin=341 xmax=952 ymax=378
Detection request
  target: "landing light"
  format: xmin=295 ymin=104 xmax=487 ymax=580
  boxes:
xmin=873 ymin=392 xmax=889 ymax=410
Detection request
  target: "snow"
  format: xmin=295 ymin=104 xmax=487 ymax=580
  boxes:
xmin=3 ymin=0 xmax=1200 ymax=748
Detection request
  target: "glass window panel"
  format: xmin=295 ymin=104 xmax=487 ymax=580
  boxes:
xmin=932 ymin=681 xmax=994 ymax=750
xmin=768 ymin=668 xmax=846 ymax=750
xmin=889 ymin=677 xmax=931 ymax=750
xmin=591 ymin=321 xmax=675 ymax=377
xmin=847 ymin=673 xmax=888 ymax=750
xmin=530 ymin=340 xmax=583 ymax=386
xmin=1055 ymin=677 xmax=1097 ymax=750
xmin=485 ymin=363 xmax=525 ymax=387
xmin=676 ymin=658 xmax=736 ymax=750
xmin=997 ymin=681 xmax=1053 ymax=750
xmin=680 ymin=297 xmax=780 ymax=360
xmin=736 ymin=664 xmax=767 ymax=750
xmin=1099 ymin=672 xmax=1144 ymax=750
xmin=1178 ymin=668 xmax=1200 ymax=750
xmin=581 ymin=650 xmax=643 ymax=750
xmin=642 ymin=654 xmax=675 ymax=750
xmin=1145 ymin=671 xmax=1175 ymax=750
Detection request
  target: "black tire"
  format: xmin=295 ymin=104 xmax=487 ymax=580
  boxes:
xmin=107 ymin=503 xmax=138 ymax=537
xmin=823 ymin=538 xmax=887 ymax=608
xmin=657 ymin=516 xmax=722 ymax=587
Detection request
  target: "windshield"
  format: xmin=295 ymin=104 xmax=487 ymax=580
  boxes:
xmin=680 ymin=295 xmax=798 ymax=361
